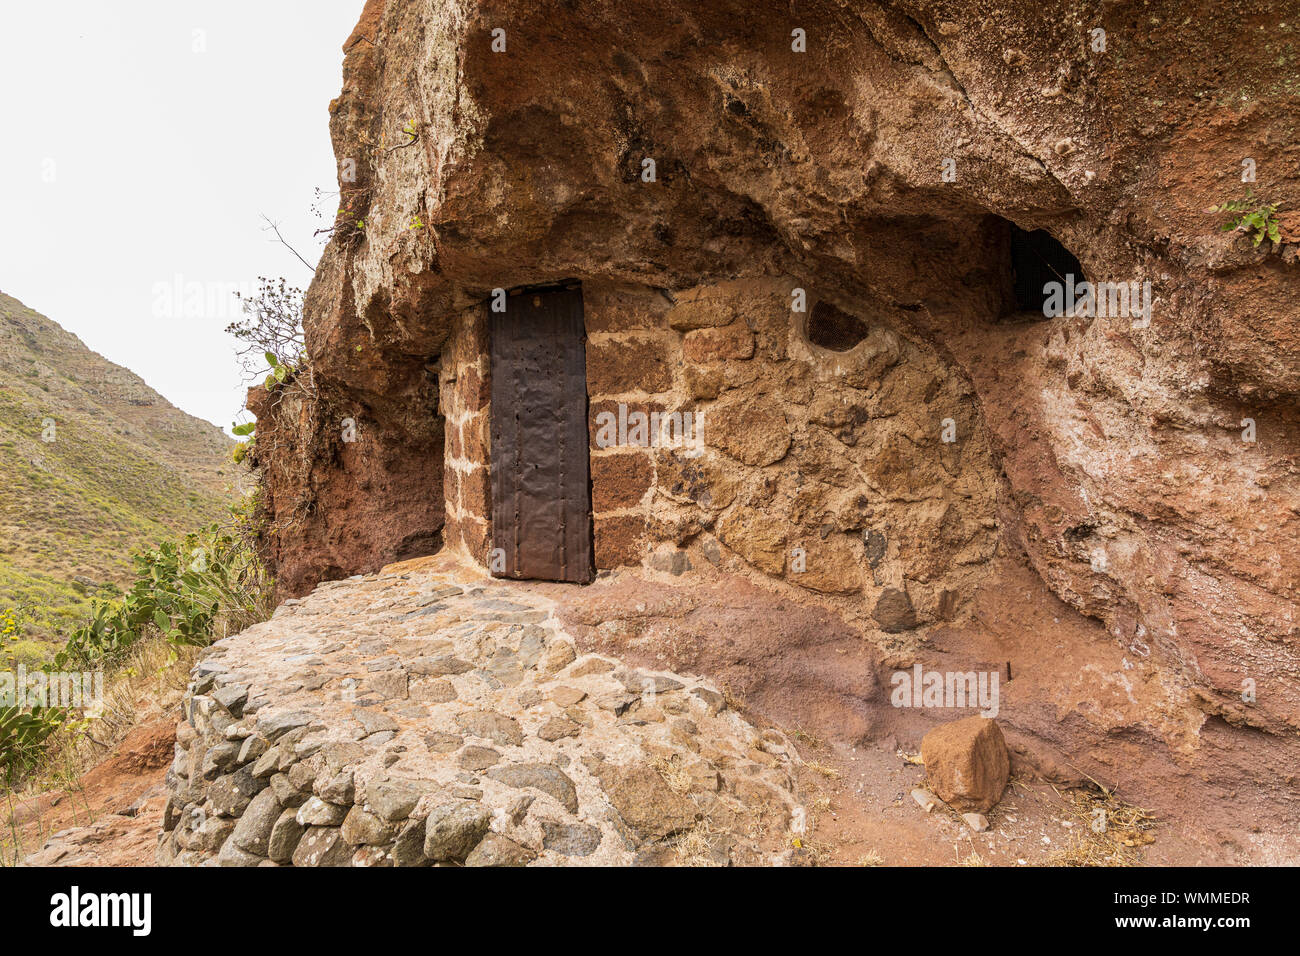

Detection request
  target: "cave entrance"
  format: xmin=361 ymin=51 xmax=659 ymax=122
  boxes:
xmin=487 ymin=284 xmax=594 ymax=583
xmin=1008 ymin=224 xmax=1084 ymax=315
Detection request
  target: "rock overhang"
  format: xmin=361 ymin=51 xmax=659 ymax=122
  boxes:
xmin=248 ymin=0 xmax=1300 ymax=823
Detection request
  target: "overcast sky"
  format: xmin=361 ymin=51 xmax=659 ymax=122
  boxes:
xmin=0 ymin=0 xmax=362 ymax=432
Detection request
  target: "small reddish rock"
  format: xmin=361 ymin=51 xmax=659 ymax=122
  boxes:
xmin=920 ymin=716 xmax=1009 ymax=813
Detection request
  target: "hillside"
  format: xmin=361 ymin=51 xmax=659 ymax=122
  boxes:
xmin=0 ymin=291 xmax=241 ymax=645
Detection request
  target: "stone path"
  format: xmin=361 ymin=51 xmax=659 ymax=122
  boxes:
xmin=157 ymin=558 xmax=806 ymax=866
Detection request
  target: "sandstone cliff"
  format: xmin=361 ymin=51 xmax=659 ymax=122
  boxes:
xmin=250 ymin=0 xmax=1300 ymax=834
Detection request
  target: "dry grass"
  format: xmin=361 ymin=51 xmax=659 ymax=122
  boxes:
xmin=727 ymin=792 xmax=800 ymax=853
xmin=1037 ymin=782 xmax=1159 ymax=867
xmin=804 ymin=760 xmax=841 ymax=780
xmin=791 ymin=783 xmax=832 ymax=837
xmin=789 ymin=727 xmax=825 ymax=749
xmin=34 ymin=639 xmax=197 ymax=788
xmin=859 ymin=848 xmax=884 ymax=866
xmin=675 ymin=819 xmax=725 ymax=867
xmin=957 ymin=849 xmax=989 ymax=866
xmin=793 ymin=838 xmax=833 ymax=864
xmin=676 ymin=797 xmax=816 ymax=866
xmin=718 ymin=682 xmax=746 ymax=713
xmin=651 ymin=754 xmax=693 ymax=796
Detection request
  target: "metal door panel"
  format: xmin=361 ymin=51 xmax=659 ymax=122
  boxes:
xmin=489 ymin=286 xmax=593 ymax=583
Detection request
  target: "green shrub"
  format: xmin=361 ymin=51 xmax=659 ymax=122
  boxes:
xmin=1 ymin=516 xmax=273 ymax=779
xmin=56 ymin=523 xmax=271 ymax=668
xmin=2 ymin=640 xmax=51 ymax=670
xmin=0 ymin=705 xmax=65 ymax=779
xmin=1214 ymin=190 xmax=1282 ymax=247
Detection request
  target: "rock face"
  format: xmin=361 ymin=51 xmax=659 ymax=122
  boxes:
xmin=156 ymin=560 xmax=805 ymax=866
xmin=250 ymin=0 xmax=1300 ymax=825
xmin=247 ymin=382 xmax=445 ymax=600
xmin=921 ymin=717 xmax=1010 ymax=814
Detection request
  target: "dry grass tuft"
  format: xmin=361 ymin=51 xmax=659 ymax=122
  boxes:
xmin=651 ymin=755 xmax=693 ymax=796
xmin=35 ymin=639 xmax=197 ymax=788
xmin=1040 ymin=783 xmax=1158 ymax=867
xmin=795 ymin=839 xmax=833 ymax=864
xmin=719 ymin=682 xmax=746 ymax=713
xmin=804 ymin=760 xmax=841 ymax=780
xmin=790 ymin=727 xmax=824 ymax=749
xmin=675 ymin=819 xmax=725 ymax=867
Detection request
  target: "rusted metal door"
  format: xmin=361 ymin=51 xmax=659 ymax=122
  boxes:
xmin=489 ymin=285 xmax=593 ymax=583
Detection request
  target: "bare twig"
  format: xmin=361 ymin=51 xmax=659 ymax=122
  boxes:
xmin=259 ymin=215 xmax=317 ymax=274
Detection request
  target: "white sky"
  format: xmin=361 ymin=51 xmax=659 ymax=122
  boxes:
xmin=0 ymin=0 xmax=363 ymax=432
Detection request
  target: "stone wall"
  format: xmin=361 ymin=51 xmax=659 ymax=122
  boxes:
xmin=424 ymin=274 xmax=1000 ymax=631
xmin=439 ymin=307 xmax=493 ymax=564
xmin=583 ymin=282 xmax=674 ymax=569
xmin=581 ymin=276 xmax=1001 ymax=630
xmin=156 ymin=563 xmax=805 ymax=867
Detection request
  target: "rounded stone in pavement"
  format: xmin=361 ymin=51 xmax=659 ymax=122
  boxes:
xmin=423 ymin=802 xmax=492 ymax=861
xmin=458 ymin=745 xmax=501 ymax=771
xmin=465 ymin=832 xmax=536 ymax=867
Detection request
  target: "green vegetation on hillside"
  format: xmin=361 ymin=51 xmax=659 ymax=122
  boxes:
xmin=0 ymin=293 xmax=241 ymax=642
xmin=0 ymin=293 xmax=272 ymax=794
xmin=2 ymin=520 xmax=273 ymax=784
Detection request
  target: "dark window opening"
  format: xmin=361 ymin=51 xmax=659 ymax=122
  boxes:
xmin=1009 ymin=225 xmax=1084 ymax=314
xmin=807 ymin=300 xmax=869 ymax=351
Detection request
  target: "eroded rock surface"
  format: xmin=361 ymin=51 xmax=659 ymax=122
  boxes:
xmin=249 ymin=0 xmax=1300 ymax=837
